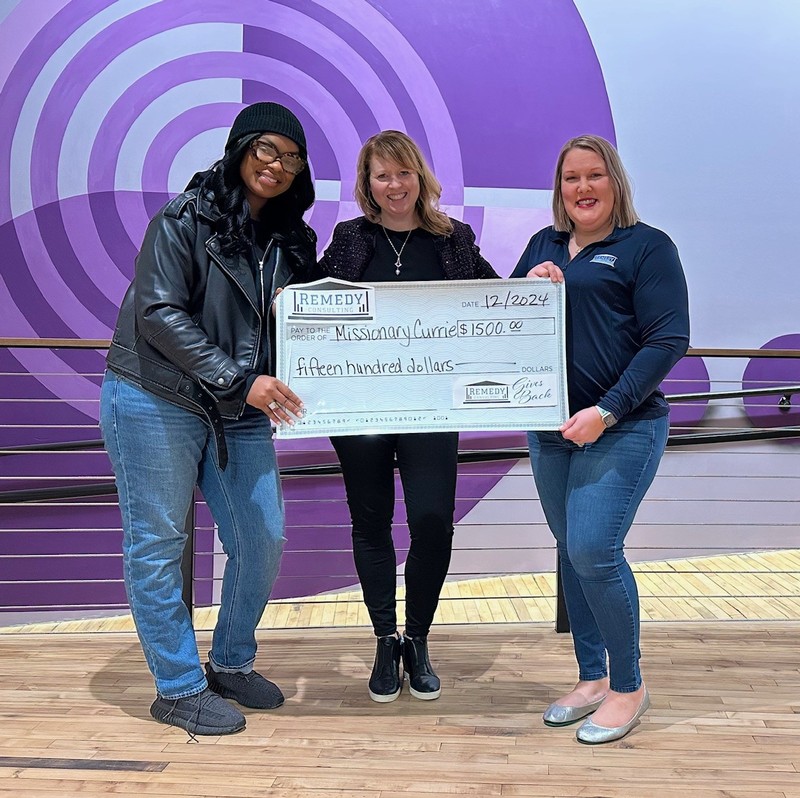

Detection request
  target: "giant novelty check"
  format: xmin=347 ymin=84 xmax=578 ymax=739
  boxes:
xmin=274 ymin=277 xmax=567 ymax=438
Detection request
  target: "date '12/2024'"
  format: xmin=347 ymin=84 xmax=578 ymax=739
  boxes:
xmin=482 ymin=290 xmax=550 ymax=309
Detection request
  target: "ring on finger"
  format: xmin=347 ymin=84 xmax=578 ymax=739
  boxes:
xmin=267 ymin=400 xmax=280 ymax=411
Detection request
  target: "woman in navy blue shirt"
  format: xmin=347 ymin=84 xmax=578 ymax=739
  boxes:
xmin=511 ymin=135 xmax=689 ymax=744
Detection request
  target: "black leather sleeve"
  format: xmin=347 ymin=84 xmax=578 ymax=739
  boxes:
xmin=134 ymin=210 xmax=246 ymax=395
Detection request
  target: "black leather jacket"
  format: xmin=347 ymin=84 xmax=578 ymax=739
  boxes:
xmin=106 ymin=181 xmax=317 ymax=467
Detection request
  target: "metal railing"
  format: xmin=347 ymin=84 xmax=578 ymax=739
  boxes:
xmin=1 ymin=339 xmax=798 ymax=629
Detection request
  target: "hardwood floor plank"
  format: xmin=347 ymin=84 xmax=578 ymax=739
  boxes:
xmin=0 ymin=623 xmax=797 ymax=796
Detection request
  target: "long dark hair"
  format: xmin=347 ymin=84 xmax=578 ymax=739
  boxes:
xmin=199 ymin=134 xmax=315 ymax=256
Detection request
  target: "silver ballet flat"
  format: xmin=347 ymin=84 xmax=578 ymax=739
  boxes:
xmin=542 ymin=697 xmax=605 ymax=727
xmin=575 ymin=688 xmax=650 ymax=745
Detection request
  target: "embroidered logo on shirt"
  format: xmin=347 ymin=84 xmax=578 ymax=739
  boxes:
xmin=590 ymin=253 xmax=617 ymax=267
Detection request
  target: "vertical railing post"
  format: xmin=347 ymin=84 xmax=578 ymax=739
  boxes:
xmin=555 ymin=553 xmax=570 ymax=633
xmin=180 ymin=498 xmax=196 ymax=617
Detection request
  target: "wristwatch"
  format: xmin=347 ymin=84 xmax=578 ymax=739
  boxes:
xmin=596 ymin=406 xmax=618 ymax=428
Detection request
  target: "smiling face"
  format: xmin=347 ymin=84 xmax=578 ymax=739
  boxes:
xmin=368 ymin=155 xmax=420 ymax=229
xmin=560 ymin=147 xmax=616 ymax=237
xmin=239 ymin=132 xmax=298 ymax=216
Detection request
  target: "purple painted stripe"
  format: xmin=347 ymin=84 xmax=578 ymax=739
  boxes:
xmin=304 ymin=200 xmax=341 ymax=255
xmin=0 ymin=428 xmax=101 ymax=449
xmin=0 ymin=0 xmax=72 ymax=86
xmin=89 ymin=191 xmax=145 ymax=301
xmin=270 ymin=551 xmax=358 ymax=580
xmin=243 ymin=27 xmax=377 ymax=181
xmin=0 ymin=504 xmax=121 ymax=530
xmin=88 ymin=52 xmax=242 ymax=195
xmin=282 ymin=477 xmax=345 ymax=501
xmin=0 ymin=401 xmax=102 ymax=426
xmin=113 ymin=190 xmax=166 ymax=258
xmin=141 ymin=103 xmax=237 ymax=195
xmin=58 ymin=193 xmax=133 ymax=306
xmin=251 ymin=2 xmax=430 ymax=165
xmin=0 ymin=0 xmax=109 ymax=223
xmin=0 ymin=581 xmax=127 ymax=607
xmin=460 ymin=431 xmax=528 ymax=450
xmin=0 ymin=217 xmax=74 ymax=338
xmin=29 ymin=3 xmax=226 ymax=206
xmin=36 ymin=200 xmax=120 ymax=330
xmin=277 ymin=559 xmax=354 ymax=581
xmin=285 ymin=502 xmax=351 ymax=526
xmin=282 ymin=530 xmax=352 ymax=555
xmin=1 ymin=555 xmax=121 ymax=581
xmin=194 ymin=527 xmax=215 ymax=549
xmin=270 ymin=576 xmax=357 ymax=600
xmin=383 ymin=0 xmax=615 ymax=188
xmin=192 ymin=551 xmax=213 ymax=582
xmin=460 ymin=206 xmax=484 ymax=243
xmin=12 ymin=211 xmax=103 ymax=338
xmin=1 ymin=531 xmax=120 ymax=556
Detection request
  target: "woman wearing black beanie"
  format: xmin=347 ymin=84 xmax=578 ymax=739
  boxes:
xmin=101 ymin=102 xmax=318 ymax=736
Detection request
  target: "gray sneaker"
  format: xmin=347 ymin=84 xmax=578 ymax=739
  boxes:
xmin=205 ymin=662 xmax=285 ymax=709
xmin=149 ymin=687 xmax=246 ymax=735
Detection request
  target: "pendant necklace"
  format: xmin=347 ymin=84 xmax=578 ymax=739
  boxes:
xmin=381 ymin=225 xmax=414 ymax=276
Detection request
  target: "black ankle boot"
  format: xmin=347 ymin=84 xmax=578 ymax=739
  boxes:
xmin=368 ymin=634 xmax=402 ymax=703
xmin=402 ymin=635 xmax=441 ymax=700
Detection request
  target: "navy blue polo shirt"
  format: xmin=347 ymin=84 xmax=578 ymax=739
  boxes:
xmin=510 ymin=222 xmax=690 ymax=420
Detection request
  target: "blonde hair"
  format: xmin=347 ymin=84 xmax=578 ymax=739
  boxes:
xmin=551 ymin=135 xmax=639 ymax=232
xmin=355 ymin=130 xmax=453 ymax=236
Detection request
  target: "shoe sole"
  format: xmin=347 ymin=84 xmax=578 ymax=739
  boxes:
xmin=575 ymin=717 xmax=643 ymax=745
xmin=575 ymin=692 xmax=650 ymax=745
xmin=543 ymin=715 xmax=587 ymax=727
xmin=368 ymin=685 xmax=401 ymax=703
xmin=406 ymin=677 xmax=441 ymax=700
xmin=150 ymin=707 xmax=245 ymax=736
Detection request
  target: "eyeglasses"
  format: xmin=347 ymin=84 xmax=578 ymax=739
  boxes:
xmin=249 ymin=139 xmax=306 ymax=175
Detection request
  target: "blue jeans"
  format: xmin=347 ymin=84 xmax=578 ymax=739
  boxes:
xmin=527 ymin=416 xmax=669 ymax=692
xmin=100 ymin=372 xmax=285 ymax=699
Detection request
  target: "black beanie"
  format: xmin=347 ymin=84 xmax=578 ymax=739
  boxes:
xmin=225 ymin=102 xmax=307 ymax=155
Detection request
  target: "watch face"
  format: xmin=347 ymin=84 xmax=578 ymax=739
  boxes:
xmin=599 ymin=408 xmax=616 ymax=427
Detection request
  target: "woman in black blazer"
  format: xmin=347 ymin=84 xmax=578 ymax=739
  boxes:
xmin=319 ymin=130 xmax=497 ymax=703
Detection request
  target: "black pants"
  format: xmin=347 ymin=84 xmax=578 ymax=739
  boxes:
xmin=331 ymin=432 xmax=458 ymax=637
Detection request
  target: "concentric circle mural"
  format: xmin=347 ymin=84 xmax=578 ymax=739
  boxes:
xmin=1 ymin=0 xmax=613 ymax=363
xmin=0 ymin=0 xmax=615 ymax=607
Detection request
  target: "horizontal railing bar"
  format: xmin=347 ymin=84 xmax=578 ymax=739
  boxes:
xmin=685 ymin=347 xmax=800 ymax=358
xmin=667 ymin=428 xmax=800 ymax=445
xmin=0 ymin=484 xmax=118 ymax=503
xmin=0 ymin=338 xmax=110 ymax=349
xmin=3 ymin=426 xmax=800 ymax=503
xmin=668 ymin=385 xmax=800 ymax=401
xmin=0 ymin=439 xmax=105 ymax=455
xmin=2 ymin=340 xmax=798 ymax=359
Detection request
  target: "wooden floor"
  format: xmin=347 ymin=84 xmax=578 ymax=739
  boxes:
xmin=3 ymin=550 xmax=799 ymax=635
xmin=0 ymin=622 xmax=798 ymax=797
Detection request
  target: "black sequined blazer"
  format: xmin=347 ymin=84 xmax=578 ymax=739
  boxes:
xmin=318 ymin=216 xmax=498 ymax=281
